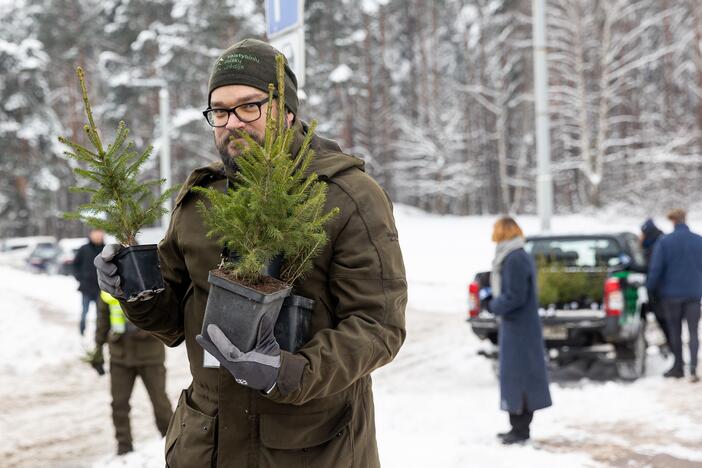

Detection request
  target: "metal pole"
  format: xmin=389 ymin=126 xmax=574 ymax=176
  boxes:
xmin=159 ymin=86 xmax=172 ymax=229
xmin=533 ymin=0 xmax=553 ymax=232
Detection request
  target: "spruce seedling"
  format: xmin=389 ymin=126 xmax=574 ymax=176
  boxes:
xmin=59 ymin=67 xmax=178 ymax=246
xmin=195 ymin=55 xmax=339 ymax=286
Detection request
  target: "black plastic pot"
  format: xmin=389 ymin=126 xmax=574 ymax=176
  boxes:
xmin=275 ymin=295 xmax=314 ymax=353
xmin=114 ymin=244 xmax=164 ymax=298
xmin=221 ymin=251 xmax=282 ymax=278
xmin=265 ymin=254 xmax=284 ymax=279
xmin=202 ymin=271 xmax=292 ymax=353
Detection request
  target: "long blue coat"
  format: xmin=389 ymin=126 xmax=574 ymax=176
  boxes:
xmin=488 ymin=248 xmax=552 ymax=414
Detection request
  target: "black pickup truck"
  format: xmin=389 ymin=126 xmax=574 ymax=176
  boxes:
xmin=467 ymin=233 xmax=649 ymax=380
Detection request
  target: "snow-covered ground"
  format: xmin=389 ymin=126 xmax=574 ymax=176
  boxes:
xmin=2 ymin=206 xmax=701 ymax=467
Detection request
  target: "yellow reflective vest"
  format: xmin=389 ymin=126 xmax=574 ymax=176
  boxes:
xmin=100 ymin=291 xmax=126 ymax=334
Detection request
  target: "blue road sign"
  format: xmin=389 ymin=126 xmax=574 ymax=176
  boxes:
xmin=266 ymin=0 xmax=302 ymax=38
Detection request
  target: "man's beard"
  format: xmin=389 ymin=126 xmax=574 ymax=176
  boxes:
xmin=214 ymin=129 xmax=264 ymax=175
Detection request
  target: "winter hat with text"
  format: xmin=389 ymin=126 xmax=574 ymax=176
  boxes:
xmin=208 ymin=38 xmax=298 ymax=116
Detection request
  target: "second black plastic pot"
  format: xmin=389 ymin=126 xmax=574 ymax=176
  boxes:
xmin=202 ymin=271 xmax=292 ymax=353
xmin=114 ymin=244 xmax=164 ymax=298
xmin=275 ymin=294 xmax=314 ymax=353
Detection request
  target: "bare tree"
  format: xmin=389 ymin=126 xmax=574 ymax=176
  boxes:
xmin=548 ymin=0 xmax=677 ymax=206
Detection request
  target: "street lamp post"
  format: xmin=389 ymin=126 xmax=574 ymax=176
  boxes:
xmin=533 ymin=0 xmax=553 ymax=232
xmin=158 ymin=86 xmax=171 ymax=229
xmin=122 ymin=79 xmax=172 ymax=230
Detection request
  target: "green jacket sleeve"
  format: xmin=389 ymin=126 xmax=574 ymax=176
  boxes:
xmin=269 ymin=178 xmax=407 ymax=405
xmin=120 ymin=208 xmax=190 ymax=347
xmin=94 ymin=296 xmax=110 ymax=348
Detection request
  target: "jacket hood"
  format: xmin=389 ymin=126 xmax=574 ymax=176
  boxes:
xmin=174 ymin=160 xmax=226 ymax=206
xmin=641 ymin=218 xmax=663 ymax=248
xmin=292 ymin=120 xmax=365 ymax=180
xmin=641 ymin=218 xmax=662 ymax=238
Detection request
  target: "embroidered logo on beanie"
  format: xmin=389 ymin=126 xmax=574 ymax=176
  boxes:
xmin=215 ymin=53 xmax=261 ymax=73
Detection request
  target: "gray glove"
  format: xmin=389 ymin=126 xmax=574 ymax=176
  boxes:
xmin=93 ymin=244 xmax=157 ymax=302
xmin=196 ymin=315 xmax=281 ymax=393
xmin=94 ymin=244 xmax=125 ymax=299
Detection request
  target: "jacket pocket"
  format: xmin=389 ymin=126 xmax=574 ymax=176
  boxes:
xmin=258 ymin=404 xmax=354 ymax=468
xmin=165 ymin=389 xmax=217 ymax=468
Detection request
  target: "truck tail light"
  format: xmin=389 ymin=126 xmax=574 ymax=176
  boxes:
xmin=604 ymin=277 xmax=623 ymax=316
xmin=468 ymin=281 xmax=480 ymax=318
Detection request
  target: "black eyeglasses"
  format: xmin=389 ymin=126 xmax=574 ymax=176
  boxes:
xmin=203 ymin=97 xmax=270 ymax=127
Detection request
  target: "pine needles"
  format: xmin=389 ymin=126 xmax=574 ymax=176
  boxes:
xmin=58 ymin=67 xmax=178 ymax=246
xmin=194 ymin=55 xmax=339 ymax=285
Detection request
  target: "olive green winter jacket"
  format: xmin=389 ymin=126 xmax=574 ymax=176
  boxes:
xmin=122 ymin=121 xmax=407 ymax=468
xmin=96 ymin=295 xmax=165 ymax=367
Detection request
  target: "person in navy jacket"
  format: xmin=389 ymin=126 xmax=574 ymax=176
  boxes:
xmin=646 ymin=209 xmax=702 ymax=382
xmin=486 ymin=217 xmax=552 ymax=444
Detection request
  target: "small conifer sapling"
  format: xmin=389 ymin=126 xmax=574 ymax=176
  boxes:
xmin=58 ymin=67 xmax=178 ymax=246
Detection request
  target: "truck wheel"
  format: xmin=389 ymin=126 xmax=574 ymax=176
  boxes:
xmin=615 ymin=326 xmax=647 ymax=381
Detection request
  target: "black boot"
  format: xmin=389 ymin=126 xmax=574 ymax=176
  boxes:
xmin=664 ymin=367 xmax=684 ymax=378
xmin=503 ymin=411 xmax=532 ymax=445
xmin=497 ymin=430 xmax=513 ymax=440
xmin=117 ymin=443 xmax=133 ymax=455
xmin=502 ymin=431 xmax=530 ymax=445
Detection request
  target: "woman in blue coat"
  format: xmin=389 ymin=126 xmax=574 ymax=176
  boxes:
xmin=487 ymin=217 xmax=552 ymax=444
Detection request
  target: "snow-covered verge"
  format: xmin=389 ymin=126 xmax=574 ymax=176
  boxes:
xmin=1 ymin=206 xmax=701 ymax=467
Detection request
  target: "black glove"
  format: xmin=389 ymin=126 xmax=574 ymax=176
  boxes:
xmin=196 ymin=315 xmax=281 ymax=393
xmin=92 ymin=361 xmax=105 ymax=376
xmin=84 ymin=347 xmax=105 ymax=376
xmin=94 ymin=244 xmax=157 ymax=302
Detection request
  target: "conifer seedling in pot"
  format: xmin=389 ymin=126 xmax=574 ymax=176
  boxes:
xmin=194 ymin=55 xmax=339 ymax=353
xmin=58 ymin=67 xmax=178 ymax=299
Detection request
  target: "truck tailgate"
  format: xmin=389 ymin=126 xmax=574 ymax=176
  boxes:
xmin=540 ymin=309 xmax=607 ymax=340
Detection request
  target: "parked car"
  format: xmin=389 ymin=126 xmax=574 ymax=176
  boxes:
xmin=467 ymin=232 xmax=649 ymax=380
xmin=0 ymin=236 xmax=57 ymax=253
xmin=26 ymin=242 xmax=61 ymax=273
xmin=0 ymin=236 xmax=58 ymax=270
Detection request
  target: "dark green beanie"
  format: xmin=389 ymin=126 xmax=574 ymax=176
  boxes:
xmin=208 ymin=38 xmax=298 ymax=116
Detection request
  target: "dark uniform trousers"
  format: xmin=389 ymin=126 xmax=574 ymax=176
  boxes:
xmin=97 ymin=296 xmax=174 ymax=451
xmin=110 ymin=360 xmax=172 ymax=449
xmin=663 ymin=298 xmax=701 ymax=373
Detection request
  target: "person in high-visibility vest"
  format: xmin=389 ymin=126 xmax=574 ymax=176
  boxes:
xmin=89 ymin=291 xmax=173 ymax=456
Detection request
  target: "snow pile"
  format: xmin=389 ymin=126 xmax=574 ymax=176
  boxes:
xmin=0 ymin=266 xmax=84 ymax=374
xmin=93 ymin=437 xmax=165 ymax=468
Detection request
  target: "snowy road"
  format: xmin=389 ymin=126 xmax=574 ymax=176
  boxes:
xmin=375 ymin=307 xmax=702 ymax=467
xmin=2 ymin=269 xmax=702 ymax=467
xmin=0 ymin=267 xmax=191 ymax=467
